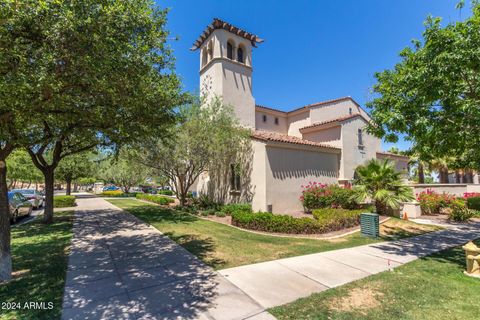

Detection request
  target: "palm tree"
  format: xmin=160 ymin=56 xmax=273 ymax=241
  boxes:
xmin=352 ymin=159 xmax=414 ymax=215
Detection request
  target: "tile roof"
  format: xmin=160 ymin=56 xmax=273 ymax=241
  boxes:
xmin=376 ymin=151 xmax=410 ymax=160
xmin=255 ymin=96 xmax=358 ymax=115
xmin=251 ymin=130 xmax=340 ymax=150
xmin=299 ymin=114 xmax=368 ymax=131
xmin=191 ymin=18 xmax=264 ymax=51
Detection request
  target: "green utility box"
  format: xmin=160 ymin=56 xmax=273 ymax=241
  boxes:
xmin=360 ymin=213 xmax=380 ymax=238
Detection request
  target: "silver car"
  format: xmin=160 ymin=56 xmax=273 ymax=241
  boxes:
xmin=8 ymin=192 xmax=33 ymax=223
xmin=11 ymin=189 xmax=44 ymax=209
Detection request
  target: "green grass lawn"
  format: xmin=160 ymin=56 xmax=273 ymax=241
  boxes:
xmin=270 ymin=239 xmax=480 ymax=320
xmin=108 ymin=199 xmax=442 ymax=270
xmin=0 ymin=212 xmax=73 ymax=320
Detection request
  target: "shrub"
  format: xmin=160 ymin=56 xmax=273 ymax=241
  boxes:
xmin=215 ymin=211 xmax=226 ymax=217
xmin=466 ymin=196 xmax=480 ymax=211
xmin=101 ymin=191 xmax=140 ymax=197
xmin=136 ymin=193 xmax=175 ymax=205
xmin=417 ymin=189 xmax=456 ymax=215
xmin=231 ymin=208 xmax=365 ymax=235
xmin=101 ymin=190 xmax=123 ymax=196
xmin=463 ymin=192 xmax=480 ymax=199
xmin=53 ymin=195 xmax=76 ymax=208
xmin=449 ymin=199 xmax=475 ymax=222
xmin=158 ymin=190 xmax=174 ymax=196
xmin=300 ymin=183 xmax=359 ymax=212
xmin=192 ymin=194 xmax=221 ymax=210
xmin=231 ymin=211 xmax=326 ymax=234
xmin=220 ymin=203 xmax=252 ymax=215
xmin=312 ymin=208 xmax=364 ymax=230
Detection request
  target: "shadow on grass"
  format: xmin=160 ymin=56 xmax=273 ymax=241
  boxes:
xmin=126 ymin=205 xmax=198 ymax=225
xmin=0 ymin=212 xmax=74 ymax=320
xmin=163 ymin=232 xmax=226 ymax=269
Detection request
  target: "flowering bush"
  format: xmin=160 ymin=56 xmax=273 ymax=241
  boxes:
xmin=449 ymin=199 xmax=475 ymax=222
xmin=300 ymin=182 xmax=358 ymax=212
xmin=463 ymin=192 xmax=480 ymax=199
xmin=416 ymin=189 xmax=456 ymax=215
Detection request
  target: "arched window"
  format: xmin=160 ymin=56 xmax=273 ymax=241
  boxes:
xmin=227 ymin=41 xmax=233 ymax=59
xmin=201 ymin=47 xmax=208 ymax=67
xmin=358 ymin=128 xmax=363 ymax=146
xmin=237 ymin=47 xmax=244 ymax=63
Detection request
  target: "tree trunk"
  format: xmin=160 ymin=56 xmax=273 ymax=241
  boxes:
xmin=66 ymin=178 xmax=72 ymax=196
xmin=7 ymin=179 xmax=15 ymax=190
xmin=26 ymin=180 xmax=31 ymax=189
xmin=439 ymin=168 xmax=449 ymax=183
xmin=465 ymin=170 xmax=474 ymax=184
xmin=43 ymin=168 xmax=55 ymax=224
xmin=418 ymin=163 xmax=425 ymax=184
xmin=0 ymin=158 xmax=12 ymax=282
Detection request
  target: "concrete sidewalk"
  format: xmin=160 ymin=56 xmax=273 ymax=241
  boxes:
xmin=220 ymin=222 xmax=480 ymax=308
xmin=62 ymin=197 xmax=274 ymax=320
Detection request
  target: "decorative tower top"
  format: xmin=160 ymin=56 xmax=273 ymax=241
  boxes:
xmin=192 ymin=19 xmax=263 ymax=128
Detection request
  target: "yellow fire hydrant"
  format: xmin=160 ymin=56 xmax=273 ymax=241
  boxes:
xmin=462 ymin=241 xmax=480 ymax=278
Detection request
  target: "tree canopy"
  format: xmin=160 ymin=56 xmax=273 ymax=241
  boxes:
xmin=367 ymin=3 xmax=480 ymax=168
xmin=137 ymin=97 xmax=251 ymax=206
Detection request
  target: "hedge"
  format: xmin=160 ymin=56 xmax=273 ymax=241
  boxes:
xmin=101 ymin=191 xmax=140 ymax=198
xmin=466 ymin=196 xmax=480 ymax=211
xmin=231 ymin=208 xmax=365 ymax=235
xmin=231 ymin=211 xmax=326 ymax=234
xmin=53 ymin=195 xmax=76 ymax=208
xmin=312 ymin=208 xmax=364 ymax=230
xmin=220 ymin=203 xmax=252 ymax=215
xmin=157 ymin=190 xmax=174 ymax=196
xmin=136 ymin=193 xmax=175 ymax=205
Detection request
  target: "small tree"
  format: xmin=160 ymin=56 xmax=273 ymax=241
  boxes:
xmin=138 ymin=97 xmax=250 ymax=206
xmin=352 ymin=159 xmax=414 ymax=215
xmin=6 ymin=150 xmax=42 ymax=190
xmin=100 ymin=150 xmax=149 ymax=193
xmin=56 ymin=152 xmax=94 ymax=195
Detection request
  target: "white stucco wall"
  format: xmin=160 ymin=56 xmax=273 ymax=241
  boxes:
xmin=339 ymin=117 xmax=381 ymax=180
xmin=262 ymin=144 xmax=340 ymax=213
xmin=302 ymin=126 xmax=342 ymax=147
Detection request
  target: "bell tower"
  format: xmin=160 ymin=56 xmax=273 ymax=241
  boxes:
xmin=191 ymin=18 xmax=263 ymax=128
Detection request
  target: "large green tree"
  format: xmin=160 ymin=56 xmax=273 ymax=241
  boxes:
xmin=0 ymin=0 xmax=183 ymax=281
xmin=368 ymin=2 xmax=480 ymax=168
xmin=6 ymin=150 xmax=42 ymax=190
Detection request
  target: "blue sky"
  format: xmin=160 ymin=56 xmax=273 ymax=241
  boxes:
xmin=157 ymin=0 xmax=470 ymax=151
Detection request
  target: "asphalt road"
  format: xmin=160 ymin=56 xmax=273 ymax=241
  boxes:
xmin=12 ymin=207 xmax=44 ymax=226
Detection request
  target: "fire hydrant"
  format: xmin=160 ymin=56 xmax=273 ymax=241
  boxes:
xmin=462 ymin=241 xmax=480 ymax=278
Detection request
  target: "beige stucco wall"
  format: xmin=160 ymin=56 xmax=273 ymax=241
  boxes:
xmin=286 ymin=111 xmax=310 ymax=137
xmin=255 ymin=110 xmax=288 ymax=134
xmin=199 ymin=30 xmax=256 ymax=128
xmin=302 ymin=125 xmax=342 ymax=148
xmin=261 ymin=144 xmax=340 ymax=213
xmin=309 ymin=99 xmax=363 ymax=123
xmin=339 ymin=117 xmax=381 ymax=180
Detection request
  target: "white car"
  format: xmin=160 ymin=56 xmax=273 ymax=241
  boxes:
xmin=10 ymin=189 xmax=44 ymax=209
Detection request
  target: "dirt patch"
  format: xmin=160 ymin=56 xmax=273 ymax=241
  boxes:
xmin=329 ymin=284 xmax=384 ymax=314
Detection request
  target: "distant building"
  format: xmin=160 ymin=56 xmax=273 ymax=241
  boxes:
xmin=191 ymin=18 xmax=408 ymax=213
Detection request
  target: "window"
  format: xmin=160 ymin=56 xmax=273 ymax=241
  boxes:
xmin=349 ymin=108 xmax=352 ymax=115
xmin=201 ymin=47 xmax=208 ymax=67
xmin=358 ymin=128 xmax=363 ymax=146
xmin=230 ymin=164 xmax=241 ymax=191
xmin=237 ymin=47 xmax=244 ymax=63
xmin=262 ymin=114 xmax=267 ymax=122
xmin=227 ymin=41 xmax=233 ymax=59
xmin=274 ymin=117 xmax=279 ymax=125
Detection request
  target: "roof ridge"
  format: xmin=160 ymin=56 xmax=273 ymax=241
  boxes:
xmin=255 ymin=96 xmax=360 ymax=115
xmin=299 ymin=113 xmax=366 ymax=131
xmin=191 ymin=18 xmax=264 ymax=51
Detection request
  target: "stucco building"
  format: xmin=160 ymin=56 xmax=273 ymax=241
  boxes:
xmin=192 ymin=19 xmax=408 ymax=213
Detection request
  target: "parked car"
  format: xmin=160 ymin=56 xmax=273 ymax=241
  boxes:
xmin=10 ymin=189 xmax=44 ymax=209
xmin=102 ymin=185 xmax=120 ymax=191
xmin=8 ymin=192 xmax=33 ymax=223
